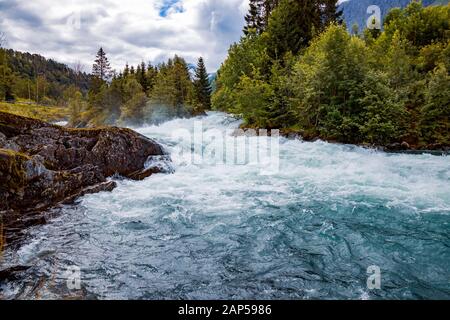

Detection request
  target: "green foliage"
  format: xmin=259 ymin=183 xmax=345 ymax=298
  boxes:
xmin=265 ymin=0 xmax=340 ymax=59
xmin=0 ymin=49 xmax=15 ymax=102
xmin=234 ymin=73 xmax=275 ymax=128
xmin=92 ymin=47 xmax=112 ymax=82
xmin=0 ymin=48 xmax=90 ymax=105
xmin=193 ymin=57 xmax=212 ymax=113
xmin=68 ymin=91 xmax=87 ymax=127
xmin=290 ymin=24 xmax=370 ymax=142
xmin=383 ymin=1 xmax=449 ymax=48
xmin=359 ymin=70 xmax=408 ymax=144
xmin=265 ymin=0 xmax=319 ymax=58
xmin=243 ymin=0 xmax=280 ymax=35
xmin=75 ymin=49 xmax=207 ymax=127
xmin=419 ymin=64 xmax=450 ymax=144
xmin=244 ymin=0 xmax=264 ymax=35
xmin=213 ymin=33 xmax=270 ymax=112
xmin=148 ymin=56 xmax=195 ymax=119
xmin=119 ymin=78 xmax=147 ymax=126
xmin=214 ymin=0 xmax=450 ymax=148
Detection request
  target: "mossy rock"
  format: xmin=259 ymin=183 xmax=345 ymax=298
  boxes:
xmin=0 ymin=148 xmax=30 ymax=192
xmin=0 ymin=111 xmax=169 ymax=214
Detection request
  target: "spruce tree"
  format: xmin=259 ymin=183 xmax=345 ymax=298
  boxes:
xmin=0 ymin=48 xmax=15 ymax=102
xmin=124 ymin=63 xmax=130 ymax=77
xmin=138 ymin=61 xmax=148 ymax=92
xmin=92 ymin=47 xmax=112 ymax=82
xmin=320 ymin=0 xmax=342 ymax=26
xmin=150 ymin=55 xmax=195 ymax=118
xmin=146 ymin=63 xmax=158 ymax=94
xmin=243 ymin=0 xmax=263 ymax=35
xmin=244 ymin=0 xmax=279 ymax=35
xmin=263 ymin=0 xmax=279 ymax=27
xmin=194 ymin=57 xmax=212 ymax=112
xmin=266 ymin=0 xmax=340 ymax=59
xmin=136 ymin=64 xmax=141 ymax=78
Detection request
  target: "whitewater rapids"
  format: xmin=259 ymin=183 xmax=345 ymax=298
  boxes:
xmin=1 ymin=112 xmax=449 ymax=299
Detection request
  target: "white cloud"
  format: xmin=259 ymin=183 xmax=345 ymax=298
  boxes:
xmin=0 ymin=0 xmax=249 ymax=72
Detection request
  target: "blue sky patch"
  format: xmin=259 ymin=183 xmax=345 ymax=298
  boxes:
xmin=159 ymin=0 xmax=183 ymax=17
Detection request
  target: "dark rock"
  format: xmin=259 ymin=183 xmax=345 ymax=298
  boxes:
xmin=401 ymin=141 xmax=410 ymax=149
xmin=425 ymin=143 xmax=448 ymax=151
xmin=386 ymin=142 xmax=412 ymax=151
xmin=128 ymin=167 xmax=163 ymax=181
xmin=61 ymin=181 xmax=118 ymax=205
xmin=385 ymin=143 xmax=404 ymax=151
xmin=0 ymin=111 xmax=169 ymax=213
xmin=0 ymin=265 xmax=31 ymax=281
xmin=128 ymin=155 xmax=174 ymax=181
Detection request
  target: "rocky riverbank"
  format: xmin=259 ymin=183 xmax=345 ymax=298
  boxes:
xmin=0 ymin=111 xmax=170 ymax=216
xmin=235 ymin=125 xmax=449 ymax=156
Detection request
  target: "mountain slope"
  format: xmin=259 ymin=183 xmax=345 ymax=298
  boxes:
xmin=4 ymin=49 xmax=90 ymax=90
xmin=339 ymin=0 xmax=449 ymax=32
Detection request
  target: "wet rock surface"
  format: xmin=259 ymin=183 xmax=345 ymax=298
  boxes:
xmin=0 ymin=111 xmax=168 ymax=215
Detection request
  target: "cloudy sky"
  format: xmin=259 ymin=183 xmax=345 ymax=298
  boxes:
xmin=0 ymin=0 xmax=250 ymax=72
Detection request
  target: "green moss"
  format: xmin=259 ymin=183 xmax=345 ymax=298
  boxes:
xmin=0 ymin=101 xmax=68 ymax=123
xmin=0 ymin=148 xmax=30 ymax=191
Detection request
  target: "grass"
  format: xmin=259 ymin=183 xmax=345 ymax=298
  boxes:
xmin=0 ymin=99 xmax=69 ymax=123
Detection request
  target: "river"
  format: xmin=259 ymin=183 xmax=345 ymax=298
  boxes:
xmin=1 ymin=112 xmax=449 ymax=299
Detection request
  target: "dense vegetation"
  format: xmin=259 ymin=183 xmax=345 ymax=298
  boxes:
xmin=68 ymin=49 xmax=212 ymax=127
xmin=339 ymin=0 xmax=449 ymax=33
xmin=0 ymin=47 xmax=90 ymax=106
xmin=213 ymin=0 xmax=450 ymax=148
xmin=0 ymin=38 xmax=212 ymax=126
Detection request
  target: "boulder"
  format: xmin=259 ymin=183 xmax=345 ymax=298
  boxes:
xmin=0 ymin=111 xmax=170 ymax=213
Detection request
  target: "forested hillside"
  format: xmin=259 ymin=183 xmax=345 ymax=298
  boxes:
xmin=339 ymin=0 xmax=449 ymax=32
xmin=0 ymin=48 xmax=90 ymax=105
xmin=213 ymin=0 xmax=450 ymax=149
xmin=0 ymin=42 xmax=212 ymax=126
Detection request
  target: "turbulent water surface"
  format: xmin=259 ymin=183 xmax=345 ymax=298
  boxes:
xmin=1 ymin=112 xmax=449 ymax=299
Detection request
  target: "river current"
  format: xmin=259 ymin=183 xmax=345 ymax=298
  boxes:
xmin=1 ymin=112 xmax=449 ymax=299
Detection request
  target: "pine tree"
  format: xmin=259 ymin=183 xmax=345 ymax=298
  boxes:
xmin=263 ymin=0 xmax=279 ymax=27
xmin=243 ymin=0 xmax=279 ymax=35
xmin=266 ymin=0 xmax=340 ymax=58
xmin=420 ymin=64 xmax=450 ymax=145
xmin=146 ymin=63 xmax=158 ymax=94
xmin=0 ymin=48 xmax=15 ymax=102
xmin=92 ymin=47 xmax=112 ymax=82
xmin=149 ymin=55 xmax=195 ymax=117
xmin=138 ymin=61 xmax=148 ymax=92
xmin=136 ymin=64 xmax=141 ymax=78
xmin=266 ymin=0 xmax=321 ymax=58
xmin=124 ymin=63 xmax=130 ymax=78
xmin=319 ymin=0 xmax=342 ymax=26
xmin=243 ymin=0 xmax=264 ymax=35
xmin=194 ymin=57 xmax=212 ymax=112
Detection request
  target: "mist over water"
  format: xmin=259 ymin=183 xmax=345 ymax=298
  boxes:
xmin=1 ymin=112 xmax=449 ymax=299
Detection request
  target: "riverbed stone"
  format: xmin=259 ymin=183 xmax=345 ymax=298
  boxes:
xmin=0 ymin=111 xmax=169 ymax=213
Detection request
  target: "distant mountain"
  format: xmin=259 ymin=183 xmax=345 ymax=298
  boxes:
xmin=4 ymin=49 xmax=91 ymax=91
xmin=339 ymin=0 xmax=449 ymax=32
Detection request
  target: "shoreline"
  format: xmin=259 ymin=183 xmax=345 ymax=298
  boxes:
xmin=235 ymin=123 xmax=450 ymax=156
